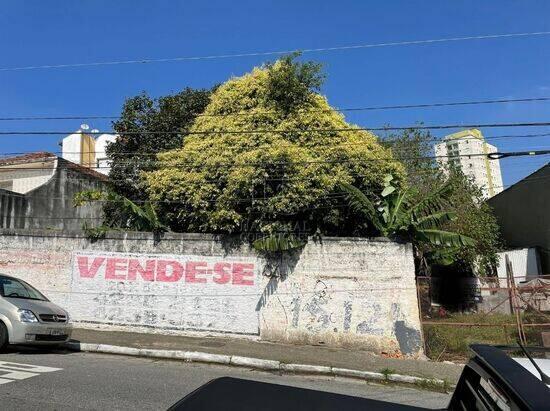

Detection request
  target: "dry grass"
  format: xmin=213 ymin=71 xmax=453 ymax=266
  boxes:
xmin=423 ymin=312 xmax=546 ymax=361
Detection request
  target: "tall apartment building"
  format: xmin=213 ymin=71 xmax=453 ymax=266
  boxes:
xmin=434 ymin=129 xmax=503 ymax=198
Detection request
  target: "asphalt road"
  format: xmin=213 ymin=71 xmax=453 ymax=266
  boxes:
xmin=0 ymin=346 xmax=450 ymax=410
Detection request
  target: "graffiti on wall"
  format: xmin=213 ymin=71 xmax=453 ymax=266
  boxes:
xmin=70 ymin=251 xmax=261 ymax=334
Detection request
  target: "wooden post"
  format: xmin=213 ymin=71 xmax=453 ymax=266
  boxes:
xmin=505 ymin=255 xmax=514 ymax=315
xmin=503 ymin=324 xmax=510 ymax=344
xmin=506 ymin=256 xmax=527 ymax=345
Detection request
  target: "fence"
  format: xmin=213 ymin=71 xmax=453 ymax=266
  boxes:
xmin=416 ymin=257 xmax=550 ymax=360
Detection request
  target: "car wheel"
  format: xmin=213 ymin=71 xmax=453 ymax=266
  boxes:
xmin=0 ymin=322 xmax=7 ymax=350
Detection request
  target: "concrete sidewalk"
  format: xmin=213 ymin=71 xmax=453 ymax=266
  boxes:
xmin=70 ymin=328 xmax=463 ymax=384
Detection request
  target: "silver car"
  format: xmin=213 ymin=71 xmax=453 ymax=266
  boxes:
xmin=0 ymin=274 xmax=72 ymax=349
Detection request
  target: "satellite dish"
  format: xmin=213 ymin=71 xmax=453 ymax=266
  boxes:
xmin=80 ymin=124 xmax=90 ymax=130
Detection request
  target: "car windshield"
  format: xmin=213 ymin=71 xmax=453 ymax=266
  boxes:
xmin=0 ymin=275 xmax=48 ymax=301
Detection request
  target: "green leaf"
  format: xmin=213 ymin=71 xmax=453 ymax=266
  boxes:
xmin=74 ymin=190 xmax=167 ymax=233
xmin=416 ymin=211 xmax=457 ymax=229
xmin=426 ymin=247 xmax=461 ymax=266
xmin=410 ymin=181 xmax=454 ymax=216
xmin=386 ymin=189 xmax=408 ymax=229
xmin=381 ymin=185 xmax=396 ymax=197
xmin=415 ymin=229 xmax=475 ymax=247
xmin=252 ymin=233 xmax=305 ymax=252
xmin=338 ymin=182 xmax=383 ymax=232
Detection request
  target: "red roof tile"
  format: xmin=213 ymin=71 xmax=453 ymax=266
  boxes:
xmin=59 ymin=158 xmax=108 ymax=182
xmin=0 ymin=151 xmax=57 ymax=166
xmin=0 ymin=151 xmax=108 ymax=182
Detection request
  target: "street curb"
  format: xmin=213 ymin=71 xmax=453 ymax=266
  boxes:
xmin=64 ymin=342 xmax=447 ymax=390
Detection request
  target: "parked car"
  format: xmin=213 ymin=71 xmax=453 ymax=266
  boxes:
xmin=0 ymin=274 xmax=72 ymax=349
xmin=168 ymin=344 xmax=549 ymax=410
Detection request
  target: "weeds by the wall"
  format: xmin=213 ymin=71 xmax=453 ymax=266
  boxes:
xmin=423 ymin=312 xmax=545 ymax=361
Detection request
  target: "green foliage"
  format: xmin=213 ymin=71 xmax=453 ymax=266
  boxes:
xmin=423 ymin=313 xmax=539 ymax=361
xmin=340 ymin=175 xmax=475 ymax=253
xmin=383 ymin=127 xmax=441 ymax=190
xmin=81 ymin=222 xmax=111 ymax=242
xmin=443 ymin=172 xmax=501 ymax=276
xmin=145 ymin=57 xmax=404 ymax=240
xmin=252 ymin=233 xmax=305 ymax=252
xmin=383 ymin=128 xmax=501 ymax=275
xmin=264 ymin=52 xmax=325 ymax=114
xmin=107 ymin=88 xmax=212 ymax=203
xmin=338 ymin=181 xmax=381 ymax=232
xmin=379 ymin=368 xmax=396 ymax=380
xmin=74 ymin=190 xmax=167 ymax=233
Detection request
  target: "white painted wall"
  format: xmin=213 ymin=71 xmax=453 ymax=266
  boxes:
xmin=260 ymin=238 xmax=421 ymax=354
xmin=0 ymin=161 xmax=55 ymax=194
xmin=94 ymin=134 xmax=117 ymax=175
xmin=61 ymin=133 xmax=84 ymax=165
xmin=495 ymin=248 xmax=542 ymax=286
xmin=70 ymin=251 xmax=261 ymax=334
xmin=0 ymin=232 xmax=423 ymax=356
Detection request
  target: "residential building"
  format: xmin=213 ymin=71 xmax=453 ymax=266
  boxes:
xmin=0 ymin=152 xmax=56 ymax=193
xmin=434 ymin=129 xmax=503 ymax=198
xmin=488 ymin=163 xmax=550 ymax=273
xmin=60 ymin=124 xmax=117 ymax=175
xmin=0 ymin=152 xmax=108 ymax=230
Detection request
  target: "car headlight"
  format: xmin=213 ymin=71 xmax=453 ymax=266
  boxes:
xmin=18 ymin=309 xmax=39 ymax=323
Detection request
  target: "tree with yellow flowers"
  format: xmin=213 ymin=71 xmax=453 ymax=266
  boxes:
xmin=144 ymin=55 xmax=404 ymax=247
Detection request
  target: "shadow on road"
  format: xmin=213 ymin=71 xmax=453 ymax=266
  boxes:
xmin=1 ymin=343 xmax=78 ymax=356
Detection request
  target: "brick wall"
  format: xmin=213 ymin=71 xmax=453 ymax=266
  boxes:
xmin=0 ymin=229 xmax=423 ymax=356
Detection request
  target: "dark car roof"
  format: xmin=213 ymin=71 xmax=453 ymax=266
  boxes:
xmin=168 ymin=377 xmax=429 ymax=411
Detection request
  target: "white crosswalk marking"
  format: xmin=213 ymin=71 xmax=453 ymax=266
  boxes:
xmin=0 ymin=361 xmax=62 ymax=385
xmin=0 ymin=368 xmax=38 ymax=380
xmin=0 ymin=362 xmax=61 ymax=373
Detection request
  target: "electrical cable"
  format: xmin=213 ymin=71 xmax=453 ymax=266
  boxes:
xmin=2 ymin=96 xmax=550 ymax=121
xmin=2 ymin=31 xmax=549 ymax=72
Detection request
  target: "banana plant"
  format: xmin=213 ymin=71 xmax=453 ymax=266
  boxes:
xmin=74 ymin=190 xmax=167 ymax=233
xmin=340 ymin=175 xmax=474 ymax=264
xmin=252 ymin=232 xmax=305 ymax=252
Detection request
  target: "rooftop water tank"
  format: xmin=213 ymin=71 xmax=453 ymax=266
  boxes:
xmin=95 ymin=134 xmax=118 ymax=175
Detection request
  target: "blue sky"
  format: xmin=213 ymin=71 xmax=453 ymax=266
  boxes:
xmin=1 ymin=1 xmax=550 ymax=186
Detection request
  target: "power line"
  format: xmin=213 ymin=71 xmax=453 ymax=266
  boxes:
xmin=4 ymin=121 xmax=550 ymax=136
xmin=3 ymin=160 xmax=550 ymax=215
xmin=1 ymin=192 xmax=350 ymax=205
xmin=0 ymin=157 xmax=540 ymax=188
xmin=2 ymin=132 xmax=550 ymax=160
xmin=1 ymin=149 xmax=549 ymax=171
xmin=488 ymin=149 xmax=550 ymax=159
xmin=1 ymin=157 xmax=543 ymax=187
xmin=0 ymin=204 xmax=352 ymax=222
xmin=2 ymin=96 xmax=550 ymax=121
xmin=10 ymin=169 xmax=550 ymax=206
xmin=2 ymin=31 xmax=549 ymax=72
xmin=0 ymin=152 xmax=523 ymax=170
xmin=333 ymin=97 xmax=550 ymax=113
xmin=0 ymin=115 xmax=119 ymax=121
xmin=4 ymin=172 xmax=550 ymax=222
